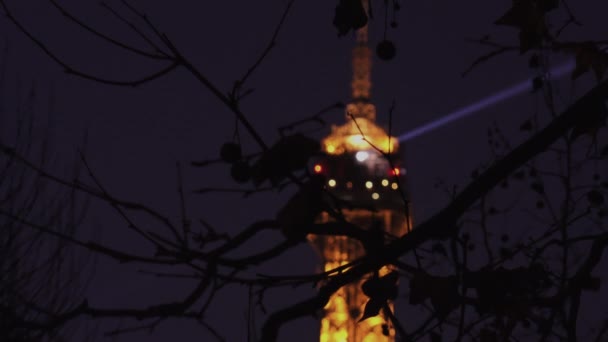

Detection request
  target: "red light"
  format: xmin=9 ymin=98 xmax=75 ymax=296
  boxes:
xmin=313 ymin=164 xmax=323 ymax=173
xmin=391 ymin=167 xmax=400 ymax=176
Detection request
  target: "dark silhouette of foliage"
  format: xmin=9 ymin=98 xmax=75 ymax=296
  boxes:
xmin=333 ymin=0 xmax=368 ymax=36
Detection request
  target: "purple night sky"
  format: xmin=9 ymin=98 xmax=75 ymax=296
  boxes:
xmin=1 ymin=1 xmax=606 ymax=341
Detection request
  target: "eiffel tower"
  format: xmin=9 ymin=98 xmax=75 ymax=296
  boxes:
xmin=308 ymin=3 xmax=412 ymax=341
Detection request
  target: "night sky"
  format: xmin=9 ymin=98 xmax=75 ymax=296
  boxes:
xmin=1 ymin=1 xmax=606 ymax=341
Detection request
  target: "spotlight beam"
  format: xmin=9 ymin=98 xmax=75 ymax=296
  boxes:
xmin=397 ymin=60 xmax=576 ymax=142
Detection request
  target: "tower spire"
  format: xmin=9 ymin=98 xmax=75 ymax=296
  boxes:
xmin=347 ymin=10 xmax=376 ymax=121
xmin=351 ymin=25 xmax=371 ymax=102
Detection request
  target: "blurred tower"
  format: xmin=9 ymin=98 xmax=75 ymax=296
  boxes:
xmin=308 ymin=9 xmax=412 ymax=342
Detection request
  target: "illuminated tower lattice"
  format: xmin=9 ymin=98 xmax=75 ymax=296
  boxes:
xmin=308 ymin=14 xmax=412 ymax=342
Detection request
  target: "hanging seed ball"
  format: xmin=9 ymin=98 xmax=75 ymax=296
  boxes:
xmin=220 ymin=142 xmax=242 ymax=163
xmin=230 ymin=160 xmax=250 ymax=183
xmin=376 ymin=40 xmax=396 ymax=61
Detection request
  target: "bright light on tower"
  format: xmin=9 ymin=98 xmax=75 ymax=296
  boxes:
xmin=355 ymin=151 xmax=370 ymax=162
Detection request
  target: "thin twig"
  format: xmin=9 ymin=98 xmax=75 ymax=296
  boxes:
xmin=176 ymin=161 xmax=189 ymax=247
xmin=100 ymin=1 xmax=169 ymax=56
xmin=461 ymin=47 xmax=512 ymax=77
xmin=233 ymin=0 xmax=296 ymax=92
xmin=78 ymin=152 xmax=183 ymax=246
xmin=49 ymin=0 xmax=167 ymax=60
